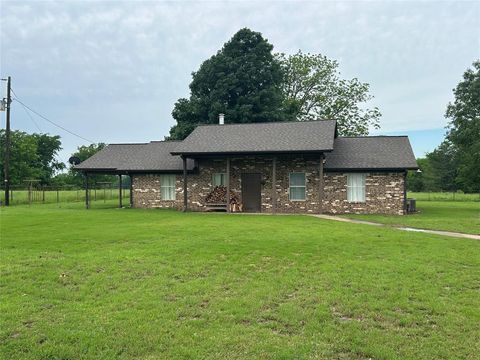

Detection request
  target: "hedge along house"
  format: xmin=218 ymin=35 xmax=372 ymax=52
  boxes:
xmin=75 ymin=118 xmax=418 ymax=215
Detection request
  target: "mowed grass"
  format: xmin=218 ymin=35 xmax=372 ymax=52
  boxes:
xmin=343 ymin=201 xmax=479 ymax=235
xmin=409 ymin=192 xmax=479 ymax=202
xmin=1 ymin=189 xmax=130 ymax=206
xmin=1 ymin=204 xmax=479 ymax=359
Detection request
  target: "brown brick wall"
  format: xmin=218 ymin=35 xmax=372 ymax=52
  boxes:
xmin=323 ymin=172 xmax=406 ymax=215
xmin=131 ymin=156 xmax=406 ymax=215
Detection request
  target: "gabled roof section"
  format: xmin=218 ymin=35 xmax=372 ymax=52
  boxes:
xmin=171 ymin=120 xmax=337 ymax=156
xmin=324 ymin=136 xmax=418 ymax=170
xmin=74 ymin=141 xmax=195 ymax=173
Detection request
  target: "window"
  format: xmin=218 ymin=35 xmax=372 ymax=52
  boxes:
xmin=212 ymin=173 xmax=226 ymax=187
xmin=160 ymin=174 xmax=176 ymax=200
xmin=289 ymin=173 xmax=306 ymax=201
xmin=347 ymin=173 xmax=366 ymax=202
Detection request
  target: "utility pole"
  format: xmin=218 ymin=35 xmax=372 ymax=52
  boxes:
xmin=3 ymin=76 xmax=11 ymax=206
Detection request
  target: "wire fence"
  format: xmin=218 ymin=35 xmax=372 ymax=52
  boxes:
xmin=0 ymin=184 xmax=130 ymax=206
xmin=408 ymin=191 xmax=480 ymax=202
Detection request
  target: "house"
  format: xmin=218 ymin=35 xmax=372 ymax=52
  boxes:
xmin=75 ymin=118 xmax=418 ymax=215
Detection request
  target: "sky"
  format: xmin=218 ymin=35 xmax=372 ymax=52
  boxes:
xmin=1 ymin=0 xmax=479 ymax=164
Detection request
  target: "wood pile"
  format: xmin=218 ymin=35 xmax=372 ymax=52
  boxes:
xmin=205 ymin=186 xmax=240 ymax=205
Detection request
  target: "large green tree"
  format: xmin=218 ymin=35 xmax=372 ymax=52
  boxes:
xmin=168 ymin=28 xmax=285 ymax=140
xmin=277 ymin=51 xmax=381 ymax=136
xmin=445 ymin=60 xmax=480 ymax=192
xmin=0 ymin=130 xmax=64 ymax=186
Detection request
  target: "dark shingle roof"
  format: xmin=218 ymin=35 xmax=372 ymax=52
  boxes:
xmin=74 ymin=141 xmax=194 ymax=172
xmin=171 ymin=120 xmax=337 ymax=155
xmin=324 ymin=136 xmax=418 ymax=170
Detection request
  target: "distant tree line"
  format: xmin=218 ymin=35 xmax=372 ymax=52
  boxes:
xmin=0 ymin=132 xmax=115 ymax=188
xmin=408 ymin=61 xmax=480 ymax=194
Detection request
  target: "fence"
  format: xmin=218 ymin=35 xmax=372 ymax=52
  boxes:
xmin=0 ymin=184 xmax=130 ymax=206
xmin=408 ymin=191 xmax=480 ymax=202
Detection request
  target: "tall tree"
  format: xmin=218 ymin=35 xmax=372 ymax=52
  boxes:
xmin=168 ymin=28 xmax=285 ymax=140
xmin=278 ymin=51 xmax=381 ymax=136
xmin=445 ymin=60 xmax=480 ymax=192
xmin=0 ymin=130 xmax=64 ymax=185
xmin=425 ymin=140 xmax=458 ymax=191
xmin=32 ymin=134 xmax=65 ymax=183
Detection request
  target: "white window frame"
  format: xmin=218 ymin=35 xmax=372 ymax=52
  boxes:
xmin=289 ymin=172 xmax=306 ymax=201
xmin=347 ymin=173 xmax=366 ymax=203
xmin=212 ymin=173 xmax=226 ymax=187
xmin=160 ymin=174 xmax=176 ymax=201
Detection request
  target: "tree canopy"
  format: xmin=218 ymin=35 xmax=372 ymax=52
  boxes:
xmin=169 ymin=29 xmax=382 ymax=139
xmin=445 ymin=60 xmax=480 ymax=192
xmin=0 ymin=130 xmax=64 ymax=185
xmin=168 ymin=28 xmax=285 ymax=140
xmin=407 ymin=60 xmax=480 ymax=193
xmin=278 ymin=51 xmax=381 ymax=136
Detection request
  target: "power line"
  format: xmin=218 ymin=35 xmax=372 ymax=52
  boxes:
xmin=10 ymin=88 xmax=43 ymax=132
xmin=11 ymin=95 xmax=95 ymax=144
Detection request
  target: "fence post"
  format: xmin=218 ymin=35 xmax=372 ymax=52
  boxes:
xmin=28 ymin=183 xmax=32 ymax=205
xmin=42 ymin=186 xmax=45 ymax=203
xmin=94 ymin=185 xmax=97 ymax=201
xmin=56 ymin=187 xmax=59 ymax=203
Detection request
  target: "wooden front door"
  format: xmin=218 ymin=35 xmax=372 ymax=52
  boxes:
xmin=241 ymin=173 xmax=262 ymax=212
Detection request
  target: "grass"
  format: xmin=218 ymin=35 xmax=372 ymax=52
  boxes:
xmin=0 ymin=189 xmax=130 ymax=206
xmin=408 ymin=192 xmax=479 ymax=202
xmin=1 ymin=203 xmax=479 ymax=359
xmin=343 ymin=201 xmax=479 ymax=235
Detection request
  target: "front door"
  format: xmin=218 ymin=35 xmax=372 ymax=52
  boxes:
xmin=241 ymin=173 xmax=262 ymax=212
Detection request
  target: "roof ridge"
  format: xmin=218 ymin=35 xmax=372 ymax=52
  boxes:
xmin=195 ymin=119 xmax=337 ymax=128
xmin=338 ymin=135 xmax=409 ymax=139
xmin=108 ymin=142 xmax=149 ymax=145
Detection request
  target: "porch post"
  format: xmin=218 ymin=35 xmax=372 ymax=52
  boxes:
xmin=182 ymin=156 xmax=188 ymax=212
xmin=272 ymin=156 xmax=277 ymax=213
xmin=318 ymin=154 xmax=324 ymax=214
xmin=129 ymin=173 xmax=134 ymax=208
xmin=118 ymin=174 xmax=123 ymax=208
xmin=226 ymin=157 xmax=231 ymax=213
xmin=403 ymin=171 xmax=407 ymax=214
xmin=85 ymin=172 xmax=89 ymax=209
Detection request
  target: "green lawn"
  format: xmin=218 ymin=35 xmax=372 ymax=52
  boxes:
xmin=1 ymin=188 xmax=130 ymax=206
xmin=1 ymin=204 xmax=479 ymax=359
xmin=408 ymin=192 xmax=479 ymax=202
xmin=343 ymin=201 xmax=479 ymax=235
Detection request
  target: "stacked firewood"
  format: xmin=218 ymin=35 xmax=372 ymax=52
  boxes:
xmin=205 ymin=186 xmax=240 ymax=205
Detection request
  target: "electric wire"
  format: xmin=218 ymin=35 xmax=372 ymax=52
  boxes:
xmin=10 ymin=89 xmax=43 ymax=132
xmin=11 ymin=95 xmax=95 ymax=143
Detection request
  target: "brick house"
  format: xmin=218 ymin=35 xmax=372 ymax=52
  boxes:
xmin=75 ymin=119 xmax=418 ymax=215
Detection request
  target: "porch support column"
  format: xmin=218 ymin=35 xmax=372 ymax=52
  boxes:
xmin=85 ymin=172 xmax=89 ymax=209
xmin=272 ymin=156 xmax=277 ymax=213
xmin=182 ymin=156 xmax=188 ymax=212
xmin=226 ymin=157 xmax=231 ymax=213
xmin=118 ymin=174 xmax=123 ymax=208
xmin=403 ymin=171 xmax=407 ymax=214
xmin=129 ymin=173 xmax=133 ymax=208
xmin=318 ymin=154 xmax=324 ymax=214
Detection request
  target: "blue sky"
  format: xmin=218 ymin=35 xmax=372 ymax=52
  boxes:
xmin=1 ymin=0 xmax=479 ymax=163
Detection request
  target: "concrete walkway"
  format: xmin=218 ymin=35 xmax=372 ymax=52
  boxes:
xmin=310 ymin=214 xmax=480 ymax=240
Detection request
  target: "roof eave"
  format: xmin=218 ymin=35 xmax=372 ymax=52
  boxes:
xmin=170 ymin=149 xmax=334 ymax=156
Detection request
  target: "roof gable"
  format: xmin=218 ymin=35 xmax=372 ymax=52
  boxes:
xmin=171 ymin=120 xmax=337 ymax=155
xmin=75 ymin=141 xmax=194 ymax=172
xmin=325 ymin=136 xmax=418 ymax=170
